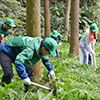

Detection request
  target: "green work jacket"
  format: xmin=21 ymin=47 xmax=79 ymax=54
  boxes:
xmin=6 ymin=36 xmax=49 ymax=68
xmin=48 ymin=33 xmax=61 ymax=42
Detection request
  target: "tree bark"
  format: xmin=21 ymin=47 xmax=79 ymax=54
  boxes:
xmin=26 ymin=0 xmax=42 ymax=80
xmin=44 ymin=0 xmax=51 ymax=37
xmin=65 ymin=0 xmax=71 ymax=36
xmin=26 ymin=0 xmax=41 ymax=37
xmin=69 ymin=0 xmax=79 ymax=56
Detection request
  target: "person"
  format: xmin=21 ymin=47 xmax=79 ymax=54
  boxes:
xmin=79 ymin=23 xmax=98 ymax=65
xmin=48 ymin=30 xmax=62 ymax=58
xmin=0 ymin=19 xmax=16 ymax=45
xmin=0 ymin=36 xmax=57 ymax=92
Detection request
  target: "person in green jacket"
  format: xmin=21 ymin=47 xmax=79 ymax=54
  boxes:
xmin=0 ymin=19 xmax=16 ymax=45
xmin=0 ymin=36 xmax=57 ymax=92
xmin=48 ymin=30 xmax=62 ymax=58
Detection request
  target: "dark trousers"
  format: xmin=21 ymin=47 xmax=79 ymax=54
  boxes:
xmin=0 ymin=50 xmax=14 ymax=84
xmin=0 ymin=35 xmax=2 ymax=44
xmin=88 ymin=53 xmax=93 ymax=65
xmin=56 ymin=48 xmax=60 ymax=58
xmin=0 ymin=50 xmax=33 ymax=84
xmin=24 ymin=67 xmax=33 ymax=92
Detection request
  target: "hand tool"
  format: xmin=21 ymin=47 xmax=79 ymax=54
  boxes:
xmin=30 ymin=81 xmax=52 ymax=91
xmin=93 ymin=46 xmax=98 ymax=70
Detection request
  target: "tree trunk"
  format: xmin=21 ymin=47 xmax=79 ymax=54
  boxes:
xmin=69 ymin=0 xmax=79 ymax=56
xmin=26 ymin=0 xmax=41 ymax=37
xmin=65 ymin=0 xmax=71 ymax=36
xmin=44 ymin=0 xmax=51 ymax=37
xmin=26 ymin=0 xmax=42 ymax=80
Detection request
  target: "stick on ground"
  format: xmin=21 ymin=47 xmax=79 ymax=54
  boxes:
xmin=31 ymin=82 xmax=52 ymax=91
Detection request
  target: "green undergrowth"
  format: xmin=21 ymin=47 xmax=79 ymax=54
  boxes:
xmin=0 ymin=42 xmax=100 ymax=100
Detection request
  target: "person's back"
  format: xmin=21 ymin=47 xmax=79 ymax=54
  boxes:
xmin=0 ymin=36 xmax=43 ymax=66
xmin=80 ymin=29 xmax=90 ymax=47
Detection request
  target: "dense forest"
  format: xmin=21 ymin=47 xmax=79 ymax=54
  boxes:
xmin=0 ymin=0 xmax=100 ymax=38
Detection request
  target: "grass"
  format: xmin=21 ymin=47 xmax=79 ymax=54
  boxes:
xmin=0 ymin=41 xmax=100 ymax=100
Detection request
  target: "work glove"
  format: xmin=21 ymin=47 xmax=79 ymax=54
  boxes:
xmin=23 ymin=77 xmax=31 ymax=85
xmin=92 ymin=52 xmax=96 ymax=56
xmin=49 ymin=70 xmax=55 ymax=78
xmin=58 ymin=42 xmax=62 ymax=46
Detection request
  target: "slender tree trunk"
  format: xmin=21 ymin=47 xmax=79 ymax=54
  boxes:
xmin=69 ymin=0 xmax=79 ymax=56
xmin=44 ymin=0 xmax=51 ymax=37
xmin=65 ymin=0 xmax=71 ymax=44
xmin=26 ymin=0 xmax=42 ymax=80
xmin=65 ymin=0 xmax=71 ymax=36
